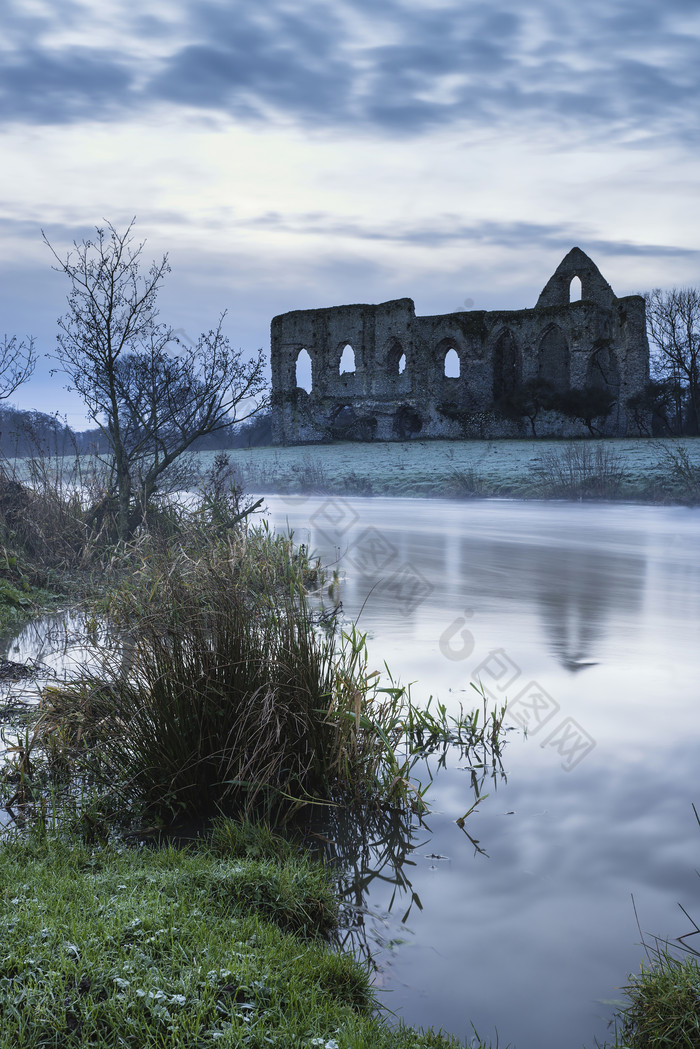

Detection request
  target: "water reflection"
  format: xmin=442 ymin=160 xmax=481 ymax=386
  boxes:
xmin=1 ymin=611 xmax=97 ymax=683
xmin=532 ymin=545 xmax=644 ymax=671
xmin=264 ymin=497 xmax=657 ymax=677
xmin=433 ymin=516 xmax=647 ymax=673
xmin=261 ymin=497 xmax=700 ymax=1049
xmin=312 ymin=805 xmax=430 ymax=971
xmin=305 ymin=732 xmax=508 ymax=976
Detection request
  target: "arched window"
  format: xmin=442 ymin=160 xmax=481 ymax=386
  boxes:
xmin=444 ymin=347 xmax=460 ymax=378
xmin=492 ymin=330 xmax=520 ymax=400
xmin=339 ymin=344 xmax=355 ymax=375
xmin=386 ymin=339 xmax=406 ymax=375
xmin=393 ymin=405 xmax=422 ymax=439
xmin=295 ymin=348 xmax=312 ymax=392
xmin=538 ymin=326 xmax=570 ymax=390
xmin=587 ymin=345 xmax=620 ymax=392
xmin=332 ymin=404 xmax=356 ymax=427
xmin=570 ymin=275 xmax=582 ymax=302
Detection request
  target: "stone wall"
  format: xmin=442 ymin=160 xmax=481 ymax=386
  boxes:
xmin=270 ymin=247 xmax=650 ymax=443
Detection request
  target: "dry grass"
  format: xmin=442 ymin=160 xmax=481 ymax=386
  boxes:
xmin=13 ymin=526 xmax=507 ymax=827
xmin=527 ymin=442 xmax=627 ymax=499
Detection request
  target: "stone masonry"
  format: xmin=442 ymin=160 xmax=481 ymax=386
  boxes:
xmin=270 ymin=247 xmax=650 ymax=443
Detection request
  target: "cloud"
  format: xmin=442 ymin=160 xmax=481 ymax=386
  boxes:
xmin=238 ymin=211 xmax=700 ymax=260
xmin=0 ymin=0 xmax=698 ymax=147
xmin=145 ymin=0 xmax=700 ymax=142
xmin=0 ymin=47 xmax=136 ymax=124
xmin=148 ymin=3 xmax=356 ymax=125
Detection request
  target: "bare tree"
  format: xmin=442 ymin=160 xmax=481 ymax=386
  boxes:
xmin=0 ymin=333 xmax=37 ymax=401
xmin=645 ymin=288 xmax=700 ymax=435
xmin=44 ymin=219 xmax=268 ymax=540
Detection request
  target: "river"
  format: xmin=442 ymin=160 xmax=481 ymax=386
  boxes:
xmin=259 ymin=495 xmax=700 ymax=1049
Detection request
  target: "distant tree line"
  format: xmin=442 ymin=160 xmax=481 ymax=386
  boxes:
xmin=0 ymin=405 xmax=75 ymax=457
xmin=0 ymin=405 xmax=273 ymax=459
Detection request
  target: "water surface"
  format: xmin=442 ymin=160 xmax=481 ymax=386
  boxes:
xmin=261 ymin=496 xmax=700 ymax=1049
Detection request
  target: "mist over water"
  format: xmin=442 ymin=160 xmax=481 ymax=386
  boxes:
xmin=262 ymin=496 xmax=700 ymax=1049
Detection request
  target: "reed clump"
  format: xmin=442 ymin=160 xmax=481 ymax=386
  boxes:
xmin=23 ymin=526 xmax=506 ymax=825
xmin=32 ymin=532 xmax=340 ymax=820
xmin=527 ymin=441 xmax=627 ymax=499
xmin=0 ymin=455 xmax=96 ymax=575
xmin=653 ymin=441 xmax=700 ymax=504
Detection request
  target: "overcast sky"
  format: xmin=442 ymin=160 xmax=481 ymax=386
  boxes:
xmin=1 ymin=0 xmax=699 ymax=426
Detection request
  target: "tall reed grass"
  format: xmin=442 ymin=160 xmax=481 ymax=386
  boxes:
xmin=22 ymin=527 xmax=506 ymax=825
xmin=0 ymin=458 xmax=89 ymax=575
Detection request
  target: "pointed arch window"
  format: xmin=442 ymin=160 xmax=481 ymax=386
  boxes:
xmin=295 ymin=348 xmax=312 ymax=392
xmin=444 ymin=347 xmax=460 ymax=378
xmin=537 ymin=326 xmax=570 ymax=390
xmin=386 ymin=339 xmax=406 ymax=375
xmin=339 ymin=344 xmax=355 ymax=375
xmin=493 ymin=330 xmax=520 ymax=399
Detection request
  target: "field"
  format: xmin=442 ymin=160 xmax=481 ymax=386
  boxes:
xmin=213 ymin=436 xmax=700 ymax=502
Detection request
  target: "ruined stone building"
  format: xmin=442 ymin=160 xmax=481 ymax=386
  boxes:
xmin=270 ymin=247 xmax=649 ymax=443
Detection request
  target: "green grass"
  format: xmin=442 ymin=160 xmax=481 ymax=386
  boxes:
xmin=0 ymin=829 xmax=477 ymax=1048
xmin=0 ymin=549 xmax=62 ymax=632
xmin=598 ymin=951 xmax=700 ymax=1048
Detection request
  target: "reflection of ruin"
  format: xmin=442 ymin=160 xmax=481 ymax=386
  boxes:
xmin=452 ymin=529 xmax=645 ymax=672
xmin=531 ymin=546 xmax=645 ymax=672
xmin=270 ymin=248 xmax=649 ymax=443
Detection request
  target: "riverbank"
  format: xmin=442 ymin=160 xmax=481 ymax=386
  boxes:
xmin=3 ymin=825 xmax=698 ymax=1049
xmin=0 ymin=826 xmax=469 ymax=1049
xmin=0 ymin=517 xmax=510 ymax=1046
xmin=219 ymin=437 xmax=700 ymax=503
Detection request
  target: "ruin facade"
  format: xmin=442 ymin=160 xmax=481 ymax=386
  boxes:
xmin=270 ymin=247 xmax=650 ymax=443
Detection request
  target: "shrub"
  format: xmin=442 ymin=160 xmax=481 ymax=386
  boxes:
xmin=654 ymin=442 xmax=700 ymax=504
xmin=528 ymin=442 xmax=626 ymax=499
xmin=31 ymin=530 xmax=416 ymax=821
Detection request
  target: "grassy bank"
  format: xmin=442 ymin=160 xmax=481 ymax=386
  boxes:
xmin=0 ymin=827 xmax=471 ymax=1048
xmin=619 ymin=953 xmax=700 ymax=1048
xmin=594 ymin=950 xmax=700 ymax=1048
xmin=215 ymin=437 xmax=700 ymax=503
xmin=0 ymin=517 xmax=508 ymax=1045
xmin=2 ymin=827 xmax=698 ymax=1049
xmin=5 ymin=438 xmax=700 ymax=514
xmin=0 ymin=567 xmax=56 ymax=632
